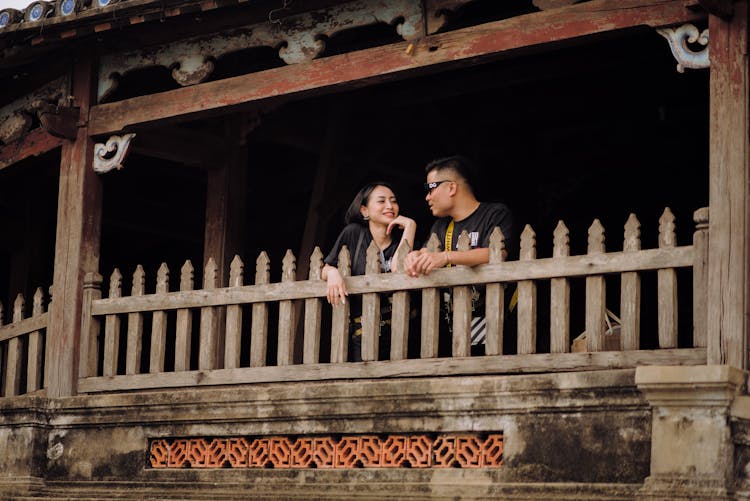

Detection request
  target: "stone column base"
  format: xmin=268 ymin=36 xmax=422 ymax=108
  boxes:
xmin=635 ymin=365 xmax=747 ymax=501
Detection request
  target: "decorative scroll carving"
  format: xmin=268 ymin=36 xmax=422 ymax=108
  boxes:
xmin=425 ymin=0 xmax=475 ymax=34
xmin=0 ymin=76 xmax=68 ymax=145
xmin=657 ymin=24 xmax=709 ymax=73
xmin=98 ymin=0 xmax=424 ymax=101
xmin=93 ymin=133 xmax=136 ymax=173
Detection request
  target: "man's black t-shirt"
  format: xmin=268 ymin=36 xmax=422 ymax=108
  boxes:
xmin=425 ymin=202 xmax=515 ymax=347
xmin=426 ymin=202 xmax=514 ymax=258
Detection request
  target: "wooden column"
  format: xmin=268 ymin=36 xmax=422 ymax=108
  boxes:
xmin=707 ymin=1 xmax=749 ymax=368
xmin=46 ymin=51 xmax=101 ymax=397
xmin=203 ymin=116 xmax=247 ymax=283
xmin=203 ymin=117 xmax=247 ymax=366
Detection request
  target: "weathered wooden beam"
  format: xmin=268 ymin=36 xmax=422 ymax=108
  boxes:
xmin=88 ymin=0 xmax=703 ymax=136
xmin=0 ymin=128 xmax=64 ymax=171
xmin=46 ymin=50 xmax=102 ymax=397
xmin=707 ymin=1 xmax=748 ymax=368
xmin=129 ymin=126 xmax=227 ymax=168
xmin=77 ymin=348 xmax=707 ymax=393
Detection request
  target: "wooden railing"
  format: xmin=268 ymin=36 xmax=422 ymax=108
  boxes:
xmin=0 ymin=288 xmax=48 ymax=397
xmin=69 ymin=207 xmax=709 ymax=394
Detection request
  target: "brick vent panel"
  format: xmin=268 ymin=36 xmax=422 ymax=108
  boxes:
xmin=149 ymin=433 xmax=503 ymax=469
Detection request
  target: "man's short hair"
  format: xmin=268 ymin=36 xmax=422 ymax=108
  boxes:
xmin=425 ymin=155 xmax=479 ymax=194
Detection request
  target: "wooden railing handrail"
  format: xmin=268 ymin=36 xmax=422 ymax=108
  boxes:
xmin=90 ymin=245 xmax=695 ymax=316
xmin=0 ymin=312 xmax=48 ymax=343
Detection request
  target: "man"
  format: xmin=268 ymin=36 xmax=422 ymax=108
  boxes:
xmin=404 ymin=155 xmax=515 ymax=354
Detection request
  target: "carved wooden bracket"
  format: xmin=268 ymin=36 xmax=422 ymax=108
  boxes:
xmin=98 ymin=0 xmax=423 ymax=101
xmin=657 ymin=24 xmax=709 ymax=73
xmin=36 ymin=103 xmax=80 ymax=140
xmin=93 ymin=133 xmax=136 ymax=173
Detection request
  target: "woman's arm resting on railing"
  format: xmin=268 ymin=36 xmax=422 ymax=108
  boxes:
xmin=321 ymin=263 xmax=347 ymax=305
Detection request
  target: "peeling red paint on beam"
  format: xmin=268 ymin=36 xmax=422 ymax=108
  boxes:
xmin=0 ymin=128 xmax=64 ymax=172
xmin=88 ymin=0 xmax=704 ymax=135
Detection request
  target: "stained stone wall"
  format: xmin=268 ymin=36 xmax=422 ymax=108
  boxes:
xmin=0 ymin=369 xmax=652 ymax=500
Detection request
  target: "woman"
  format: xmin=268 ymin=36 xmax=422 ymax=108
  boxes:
xmin=322 ymin=182 xmax=416 ymax=362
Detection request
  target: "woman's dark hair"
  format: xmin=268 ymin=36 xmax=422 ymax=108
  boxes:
xmin=344 ymin=181 xmax=395 ymax=225
xmin=425 ymin=155 xmax=479 ymax=194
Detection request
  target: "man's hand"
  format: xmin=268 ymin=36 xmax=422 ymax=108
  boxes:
xmin=404 ymin=248 xmax=449 ymax=277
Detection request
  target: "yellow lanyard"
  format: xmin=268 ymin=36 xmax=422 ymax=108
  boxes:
xmin=444 ymin=219 xmax=454 ymax=268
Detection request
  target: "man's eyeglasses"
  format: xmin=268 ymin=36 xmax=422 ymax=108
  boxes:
xmin=423 ymin=180 xmax=452 ymax=194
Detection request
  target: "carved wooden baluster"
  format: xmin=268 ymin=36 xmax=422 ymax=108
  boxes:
xmin=199 ymin=258 xmax=219 ymax=370
xmin=585 ymin=220 xmax=606 ymax=352
xmin=550 ymin=221 xmax=570 ymax=353
xmin=420 ymin=234 xmax=441 ymax=358
xmin=485 ymin=227 xmax=506 ymax=356
xmin=79 ymin=272 xmax=103 ymax=378
xmin=361 ymin=241 xmax=382 ymax=362
xmin=103 ymin=269 xmax=122 ymax=377
xmin=330 ymin=246 xmax=351 ymax=363
xmin=517 ymin=225 xmax=537 ymax=354
xmin=250 ymin=252 xmax=270 ymax=368
xmin=125 ymin=265 xmax=145 ymax=375
xmin=303 ymin=248 xmax=323 ymax=364
xmin=452 ymin=231 xmax=472 ymax=357
xmin=277 ymin=250 xmax=297 ymax=366
xmin=149 ymin=263 xmax=169 ymax=373
xmin=224 ymin=255 xmax=244 ymax=369
xmin=390 ymin=240 xmax=411 ymax=361
xmin=5 ymin=293 xmax=25 ymax=396
xmin=621 ymin=214 xmax=642 ymax=351
xmin=692 ymin=207 xmax=709 ymax=348
xmin=174 ymin=261 xmax=194 ymax=372
xmin=658 ymin=208 xmax=678 ymax=348
xmin=26 ymin=288 xmax=45 ymax=393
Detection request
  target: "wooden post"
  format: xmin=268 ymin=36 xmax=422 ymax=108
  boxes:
xmin=79 ymin=272 xmax=102 ymax=378
xmin=149 ymin=263 xmax=169 ymax=373
xmin=361 ymin=241 xmax=382 ymax=362
xmin=693 ymin=207 xmax=709 ymax=348
xmin=277 ymin=250 xmax=297 ymax=366
xmin=707 ymin=1 xmax=749 ymax=368
xmin=517 ymin=225 xmax=537 ymax=354
xmin=657 ymin=208 xmax=678 ymax=349
xmin=329 ymin=246 xmax=351 ymax=363
xmin=390 ymin=240 xmax=411 ymax=361
xmin=620 ymin=214 xmax=641 ymax=350
xmin=224 ymin=255 xmax=245 ymax=369
xmin=485 ymin=228 xmax=506 ymax=356
xmin=303 ymin=248 xmax=323 ymax=364
xmin=452 ymin=231 xmax=472 ymax=357
xmin=125 ymin=265 xmax=145 ymax=375
xmin=198 ymin=258 xmax=219 ymax=369
xmin=27 ymin=288 xmax=46 ymax=392
xmin=420 ymin=234 xmax=441 ymax=358
xmin=174 ymin=261 xmax=194 ymax=371
xmin=46 ymin=51 xmax=102 ymax=397
xmin=549 ymin=221 xmax=570 ymax=353
xmin=250 ymin=252 xmax=270 ymax=367
xmin=585 ymin=220 xmax=606 ymax=352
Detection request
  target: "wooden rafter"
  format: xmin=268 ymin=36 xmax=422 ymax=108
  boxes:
xmin=88 ymin=0 xmax=704 ymax=136
xmin=0 ymin=128 xmax=64 ymax=171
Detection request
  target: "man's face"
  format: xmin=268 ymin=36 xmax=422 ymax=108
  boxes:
xmin=424 ymin=169 xmax=454 ymax=218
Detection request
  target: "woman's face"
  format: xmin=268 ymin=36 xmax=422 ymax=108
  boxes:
xmin=361 ymin=185 xmax=399 ymax=225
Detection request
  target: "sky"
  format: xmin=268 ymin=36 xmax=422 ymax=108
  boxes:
xmin=1 ymin=0 xmax=33 ymax=9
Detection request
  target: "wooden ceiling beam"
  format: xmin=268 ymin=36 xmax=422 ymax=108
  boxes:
xmin=0 ymin=128 xmax=64 ymax=172
xmin=88 ymin=0 xmax=703 ymax=136
xmin=129 ymin=126 xmax=228 ymax=169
